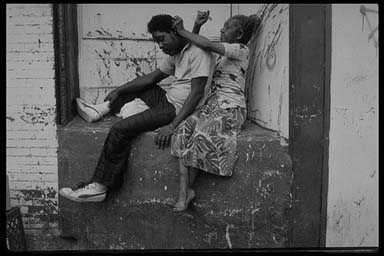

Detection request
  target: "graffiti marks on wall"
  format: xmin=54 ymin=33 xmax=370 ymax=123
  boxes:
xmin=360 ymin=5 xmax=378 ymax=55
xmin=80 ymin=38 xmax=157 ymax=103
xmin=265 ymin=22 xmax=282 ymax=71
xmin=266 ymin=44 xmax=276 ymax=71
xmin=246 ymin=4 xmax=289 ymax=138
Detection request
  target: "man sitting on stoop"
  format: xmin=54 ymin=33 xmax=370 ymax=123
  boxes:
xmin=59 ymin=14 xmax=214 ymax=202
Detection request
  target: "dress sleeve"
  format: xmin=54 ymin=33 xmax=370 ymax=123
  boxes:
xmin=222 ymin=43 xmax=249 ymax=60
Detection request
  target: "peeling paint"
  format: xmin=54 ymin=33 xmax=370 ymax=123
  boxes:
xmin=7 ymin=3 xmax=58 ymax=230
xmin=203 ymin=231 xmax=217 ymax=245
xmin=370 ymin=170 xmax=376 ymax=178
xmin=6 ymin=116 xmax=16 ymax=122
xmin=225 ymin=224 xmax=234 ymax=248
xmin=353 ymin=197 xmax=364 ymax=207
xmin=360 ymin=5 xmax=378 ymax=54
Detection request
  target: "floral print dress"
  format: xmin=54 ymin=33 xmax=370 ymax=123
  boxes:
xmin=170 ymin=43 xmax=249 ymax=176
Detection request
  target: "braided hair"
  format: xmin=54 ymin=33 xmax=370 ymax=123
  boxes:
xmin=231 ymin=14 xmax=261 ymax=44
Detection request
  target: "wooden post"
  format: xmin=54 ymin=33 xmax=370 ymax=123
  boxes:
xmin=6 ymin=174 xmax=11 ymax=211
xmin=288 ymin=4 xmax=331 ymax=247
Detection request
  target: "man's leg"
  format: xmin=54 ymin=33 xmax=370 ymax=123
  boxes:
xmin=92 ymin=103 xmax=175 ymax=188
xmin=76 ymin=89 xmax=142 ymax=122
xmin=60 ymin=85 xmax=176 ymax=202
xmin=93 ymin=85 xmax=175 ymax=186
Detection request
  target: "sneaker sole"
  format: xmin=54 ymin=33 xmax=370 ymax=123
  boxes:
xmin=59 ymin=189 xmax=106 ymax=203
xmin=76 ymin=98 xmax=101 ymax=123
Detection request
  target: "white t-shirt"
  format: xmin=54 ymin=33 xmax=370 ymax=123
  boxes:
xmin=159 ymin=43 xmax=215 ymax=114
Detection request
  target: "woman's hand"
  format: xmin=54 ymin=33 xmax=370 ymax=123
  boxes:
xmin=195 ymin=10 xmax=210 ymax=27
xmin=172 ymin=15 xmax=185 ymax=32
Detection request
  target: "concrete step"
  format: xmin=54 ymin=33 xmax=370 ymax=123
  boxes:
xmin=58 ymin=115 xmax=292 ymax=249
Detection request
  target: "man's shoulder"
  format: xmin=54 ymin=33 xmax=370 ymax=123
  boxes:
xmin=187 ymin=43 xmax=214 ymax=58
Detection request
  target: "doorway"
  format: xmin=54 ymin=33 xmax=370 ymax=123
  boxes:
xmin=53 ymin=3 xmax=331 ymax=247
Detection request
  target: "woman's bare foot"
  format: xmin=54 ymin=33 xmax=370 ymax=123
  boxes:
xmin=174 ymin=189 xmax=195 ymax=212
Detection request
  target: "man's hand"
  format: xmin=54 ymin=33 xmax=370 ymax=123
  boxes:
xmin=195 ymin=10 xmax=210 ymax=27
xmin=104 ymin=89 xmax=119 ymax=107
xmin=154 ymin=124 xmax=175 ymax=150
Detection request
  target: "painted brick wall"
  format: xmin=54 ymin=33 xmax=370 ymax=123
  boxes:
xmin=6 ymin=4 xmax=58 ymax=229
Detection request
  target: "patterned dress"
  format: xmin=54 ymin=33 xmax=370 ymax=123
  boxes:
xmin=170 ymin=43 xmax=249 ymax=176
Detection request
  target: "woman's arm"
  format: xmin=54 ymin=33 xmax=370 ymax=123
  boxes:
xmin=192 ymin=23 xmax=202 ymax=34
xmin=174 ymin=15 xmax=225 ymax=56
xmin=192 ymin=10 xmax=210 ymax=34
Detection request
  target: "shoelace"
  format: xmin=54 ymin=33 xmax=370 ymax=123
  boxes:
xmin=71 ymin=181 xmax=94 ymax=192
xmin=78 ymin=99 xmax=102 ymax=116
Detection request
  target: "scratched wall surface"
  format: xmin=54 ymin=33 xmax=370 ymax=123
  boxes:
xmin=326 ymin=4 xmax=378 ymax=247
xmin=6 ymin=4 xmax=58 ymax=229
xmin=246 ymin=4 xmax=289 ymax=139
xmin=77 ymin=4 xmax=232 ymax=104
xmin=58 ymin=118 xmax=292 ymax=249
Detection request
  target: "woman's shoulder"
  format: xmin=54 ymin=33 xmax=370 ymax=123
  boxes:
xmin=221 ymin=43 xmax=249 ymax=61
xmin=222 ymin=42 xmax=249 ymax=49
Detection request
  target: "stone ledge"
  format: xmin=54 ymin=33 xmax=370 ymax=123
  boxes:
xmin=58 ymin=115 xmax=292 ymax=249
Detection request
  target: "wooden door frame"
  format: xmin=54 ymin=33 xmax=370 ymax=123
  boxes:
xmin=53 ymin=4 xmax=79 ymax=125
xmin=53 ymin=3 xmax=332 ymax=247
xmin=288 ymin=4 xmax=331 ymax=247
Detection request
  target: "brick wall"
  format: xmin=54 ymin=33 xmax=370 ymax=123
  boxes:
xmin=6 ymin=4 xmax=58 ymax=229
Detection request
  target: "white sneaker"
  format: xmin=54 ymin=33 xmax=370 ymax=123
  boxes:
xmin=76 ymin=98 xmax=102 ymax=123
xmin=59 ymin=182 xmax=106 ymax=202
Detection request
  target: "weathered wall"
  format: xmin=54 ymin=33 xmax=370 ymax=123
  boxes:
xmin=6 ymin=4 xmax=58 ymax=229
xmin=231 ymin=4 xmax=263 ymax=16
xmin=78 ymin=4 xmax=289 ymax=139
xmin=58 ymin=117 xmax=292 ymax=249
xmin=77 ymin=4 xmax=232 ymax=104
xmin=246 ymin=4 xmax=289 ymax=139
xmin=326 ymin=4 xmax=378 ymax=247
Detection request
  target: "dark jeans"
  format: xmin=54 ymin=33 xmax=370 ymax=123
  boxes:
xmin=91 ymin=84 xmax=176 ymax=189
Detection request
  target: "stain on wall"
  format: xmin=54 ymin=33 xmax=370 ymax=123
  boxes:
xmin=359 ymin=5 xmax=378 ymax=54
xmin=77 ymin=4 xmax=232 ymax=104
xmin=327 ymin=4 xmax=378 ymax=247
xmin=79 ymin=38 xmax=158 ymax=104
xmin=246 ymin=4 xmax=289 ymax=139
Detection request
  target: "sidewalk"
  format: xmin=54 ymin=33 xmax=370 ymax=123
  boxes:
xmin=23 ymin=228 xmax=83 ymax=251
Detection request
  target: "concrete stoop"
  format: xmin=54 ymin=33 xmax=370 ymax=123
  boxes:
xmin=58 ymin=115 xmax=292 ymax=249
